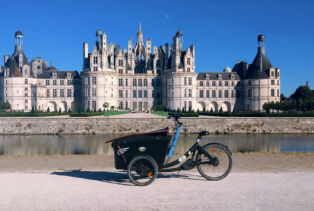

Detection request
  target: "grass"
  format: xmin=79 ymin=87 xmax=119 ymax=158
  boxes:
xmin=103 ymin=111 xmax=129 ymax=117
xmin=151 ymin=111 xmax=169 ymax=116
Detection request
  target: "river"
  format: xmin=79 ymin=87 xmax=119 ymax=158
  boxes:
xmin=0 ymin=134 xmax=314 ymax=156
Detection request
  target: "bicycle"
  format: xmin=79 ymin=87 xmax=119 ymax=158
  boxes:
xmin=105 ymin=113 xmax=232 ymax=186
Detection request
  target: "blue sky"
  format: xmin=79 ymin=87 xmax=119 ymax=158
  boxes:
xmin=0 ymin=0 xmax=313 ymax=96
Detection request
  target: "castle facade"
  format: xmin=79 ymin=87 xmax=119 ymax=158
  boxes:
xmin=0 ymin=25 xmax=280 ymax=112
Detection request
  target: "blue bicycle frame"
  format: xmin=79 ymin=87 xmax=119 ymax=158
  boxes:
xmin=167 ymin=124 xmax=182 ymax=158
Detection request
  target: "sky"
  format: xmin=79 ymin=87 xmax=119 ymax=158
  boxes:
xmin=0 ymin=0 xmax=313 ymax=96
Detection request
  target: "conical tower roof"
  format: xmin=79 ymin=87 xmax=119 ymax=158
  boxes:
xmin=245 ymin=34 xmax=272 ymax=79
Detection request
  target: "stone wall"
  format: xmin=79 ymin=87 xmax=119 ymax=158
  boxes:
xmin=0 ymin=117 xmax=314 ymax=135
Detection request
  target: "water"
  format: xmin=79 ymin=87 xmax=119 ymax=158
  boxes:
xmin=0 ymin=134 xmax=314 ymax=156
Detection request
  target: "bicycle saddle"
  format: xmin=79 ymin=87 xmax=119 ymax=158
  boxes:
xmin=197 ymin=131 xmax=209 ymax=139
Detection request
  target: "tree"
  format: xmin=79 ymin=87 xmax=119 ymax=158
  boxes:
xmin=110 ymin=106 xmax=115 ymax=111
xmin=59 ymin=108 xmax=62 ymax=113
xmin=47 ymin=107 xmax=50 ymax=112
xmin=263 ymin=102 xmax=270 ymax=113
xmin=103 ymin=102 xmax=109 ymax=110
xmin=68 ymin=108 xmax=71 ymax=113
xmin=0 ymin=101 xmax=11 ymax=110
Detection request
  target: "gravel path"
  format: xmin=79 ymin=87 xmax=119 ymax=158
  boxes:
xmin=0 ymin=169 xmax=313 ymax=211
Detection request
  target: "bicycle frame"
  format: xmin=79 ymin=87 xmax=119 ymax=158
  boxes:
xmin=159 ymin=114 xmax=216 ymax=172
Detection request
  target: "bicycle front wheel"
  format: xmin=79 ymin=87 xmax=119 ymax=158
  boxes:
xmin=196 ymin=143 xmax=232 ymax=181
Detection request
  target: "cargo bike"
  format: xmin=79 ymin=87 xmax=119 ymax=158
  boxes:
xmin=105 ymin=113 xmax=232 ymax=186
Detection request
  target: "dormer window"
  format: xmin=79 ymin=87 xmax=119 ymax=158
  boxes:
xmin=118 ymin=59 xmax=123 ymax=67
xmin=218 ymin=74 xmax=222 ymax=79
xmin=231 ymin=74 xmax=235 ymax=79
xmin=93 ymin=56 xmax=98 ymax=64
xmin=67 ymin=73 xmax=71 ymax=78
xmin=53 ymin=72 xmax=57 ymax=78
xmin=187 ymin=58 xmax=191 ymax=65
xmin=206 ymin=74 xmax=209 ymax=79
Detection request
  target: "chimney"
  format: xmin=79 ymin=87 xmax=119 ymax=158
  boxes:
xmin=306 ymin=81 xmax=310 ymax=89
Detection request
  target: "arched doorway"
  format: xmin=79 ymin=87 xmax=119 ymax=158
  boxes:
xmin=47 ymin=101 xmax=57 ymax=112
xmin=221 ymin=101 xmax=231 ymax=112
xmin=208 ymin=101 xmax=218 ymax=112
xmin=196 ymin=101 xmax=206 ymax=112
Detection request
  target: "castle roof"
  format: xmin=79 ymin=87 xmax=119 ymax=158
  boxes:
xmin=197 ymin=72 xmax=241 ymax=80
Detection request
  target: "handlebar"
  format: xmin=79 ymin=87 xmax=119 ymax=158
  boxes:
xmin=167 ymin=113 xmax=182 ymax=125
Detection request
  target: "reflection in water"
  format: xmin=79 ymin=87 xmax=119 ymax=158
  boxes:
xmin=0 ymin=134 xmax=313 ymax=156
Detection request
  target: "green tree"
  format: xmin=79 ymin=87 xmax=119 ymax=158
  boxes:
xmin=103 ymin=102 xmax=109 ymax=110
xmin=0 ymin=101 xmax=11 ymax=110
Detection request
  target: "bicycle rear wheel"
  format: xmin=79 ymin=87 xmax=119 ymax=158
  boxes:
xmin=127 ymin=155 xmax=158 ymax=186
xmin=196 ymin=143 xmax=232 ymax=181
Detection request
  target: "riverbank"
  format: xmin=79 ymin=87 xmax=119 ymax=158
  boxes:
xmin=0 ymin=152 xmax=314 ymax=210
xmin=0 ymin=114 xmax=313 ymax=134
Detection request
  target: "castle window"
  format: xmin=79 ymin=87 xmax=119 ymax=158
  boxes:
xmin=184 ymin=77 xmax=187 ymax=85
xmin=188 ymin=89 xmax=192 ymax=97
xmin=144 ymin=79 xmax=148 ymax=86
xmin=206 ymin=81 xmax=209 ymax=86
xmin=212 ymin=81 xmax=216 ymax=86
xmin=218 ymin=74 xmax=222 ymax=79
xmin=125 ymin=101 xmax=128 ymax=109
xmin=93 ymin=67 xmax=98 ymax=72
xmin=53 ymin=89 xmax=57 ymax=97
xmin=271 ymin=80 xmax=275 ymax=85
xmin=119 ymin=69 xmax=123 ymax=74
xmin=138 ymin=79 xmax=142 ymax=86
xmin=187 ymin=68 xmax=190 ymax=72
xmin=133 ymin=102 xmax=137 ymax=110
xmin=206 ymin=74 xmax=209 ymax=80
xmin=187 ymin=58 xmax=191 ymax=65
xmin=224 ymin=90 xmax=229 ymax=98
xmin=277 ymin=80 xmax=280 ymax=85
xmin=119 ymin=102 xmax=123 ymax=109
xmin=144 ymin=102 xmax=148 ymax=110
xmin=60 ymin=80 xmax=64 ymax=85
xmin=46 ymin=80 xmax=50 ymax=86
xmin=67 ymin=73 xmax=71 ymax=78
xmin=53 ymin=80 xmax=57 ymax=86
xmin=138 ymin=90 xmax=142 ymax=98
xmin=218 ymin=90 xmax=222 ymax=98
xmin=133 ymin=79 xmax=137 ymax=86
xmin=118 ymin=79 xmax=123 ymax=86
xmin=144 ymin=90 xmax=148 ymax=98
xmin=248 ymin=89 xmax=252 ymax=97
xmin=46 ymin=89 xmax=50 ymax=97
xmin=277 ymin=71 xmax=280 ymax=77
xmin=219 ymin=81 xmax=222 ymax=86
xmin=231 ymin=75 xmax=235 ymax=79
xmin=24 ymin=92 xmax=28 ymax=97
xmin=277 ymin=89 xmax=279 ymax=97
xmin=92 ymin=77 xmax=97 ymax=85
xmin=200 ymin=81 xmax=204 ymax=86
xmin=118 ymin=59 xmax=123 ymax=67
xmin=119 ymin=90 xmax=123 ymax=98
xmin=188 ymin=101 xmax=192 ymax=111
xmin=271 ymin=89 xmax=275 ymax=97
xmin=188 ymin=78 xmax=192 ymax=85
xmin=199 ymin=90 xmax=204 ymax=98
xmin=92 ymin=101 xmax=96 ymax=111
xmin=92 ymin=88 xmax=96 ymax=97
xmin=231 ymin=90 xmax=235 ymax=98
xmin=225 ymin=81 xmax=228 ymax=86
xmin=25 ymin=87 xmax=28 ymax=91
xmin=206 ymin=90 xmax=209 ymax=98
xmin=133 ymin=90 xmax=137 ymax=98
xmin=232 ymin=81 xmax=234 ymax=86
xmin=125 ymin=90 xmax=128 ymax=98
xmin=25 ymin=79 xmax=28 ymax=85
xmin=184 ymin=89 xmax=187 ymax=97
xmin=60 ymin=89 xmax=64 ymax=97
xmin=67 ymin=80 xmax=72 ymax=85
xmin=93 ymin=57 xmax=98 ymax=64
xmin=125 ymin=79 xmax=128 ymax=86
xmin=67 ymin=89 xmax=72 ymax=97
xmin=271 ymin=71 xmax=274 ymax=77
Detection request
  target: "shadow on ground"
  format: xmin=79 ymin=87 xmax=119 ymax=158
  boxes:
xmin=51 ymin=169 xmax=192 ymax=186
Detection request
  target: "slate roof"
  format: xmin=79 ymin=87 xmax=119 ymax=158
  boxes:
xmin=197 ymin=72 xmax=241 ymax=80
xmin=245 ymin=47 xmax=272 ymax=79
xmin=36 ymin=70 xmax=81 ymax=79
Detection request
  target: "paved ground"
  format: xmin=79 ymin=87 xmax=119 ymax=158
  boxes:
xmin=1 ymin=153 xmax=314 ymax=210
xmin=0 ymin=170 xmax=313 ymax=211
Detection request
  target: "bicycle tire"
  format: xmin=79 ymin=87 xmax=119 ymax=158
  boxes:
xmin=196 ymin=143 xmax=232 ymax=181
xmin=127 ymin=155 xmax=158 ymax=186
